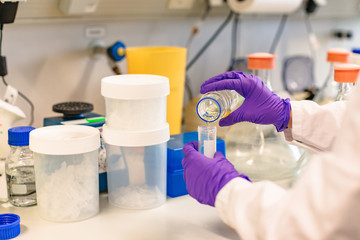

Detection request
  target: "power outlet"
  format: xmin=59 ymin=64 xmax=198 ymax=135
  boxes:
xmin=167 ymin=0 xmax=194 ymax=9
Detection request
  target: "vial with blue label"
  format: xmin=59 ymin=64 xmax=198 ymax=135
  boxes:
xmin=6 ymin=126 xmax=37 ymax=207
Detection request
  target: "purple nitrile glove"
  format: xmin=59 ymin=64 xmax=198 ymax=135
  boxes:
xmin=182 ymin=141 xmax=251 ymax=207
xmin=200 ymin=71 xmax=291 ymax=132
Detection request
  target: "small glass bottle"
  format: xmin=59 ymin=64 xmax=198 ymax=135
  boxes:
xmin=314 ymin=48 xmax=350 ymax=104
xmin=247 ymin=52 xmax=276 ymax=91
xmin=333 ymin=64 xmax=360 ymax=101
xmin=6 ymin=126 xmax=37 ymax=207
xmin=196 ymin=90 xmax=243 ymax=123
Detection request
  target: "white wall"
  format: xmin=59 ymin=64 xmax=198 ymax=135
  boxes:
xmin=1 ymin=14 xmax=360 ymax=128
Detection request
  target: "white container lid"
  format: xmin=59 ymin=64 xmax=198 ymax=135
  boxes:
xmin=101 ymin=74 xmax=170 ymax=100
xmin=102 ymin=123 xmax=170 ymax=147
xmin=29 ymin=125 xmax=100 ymax=155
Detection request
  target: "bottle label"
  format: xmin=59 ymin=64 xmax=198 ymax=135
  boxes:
xmin=11 ymin=184 xmax=27 ymax=195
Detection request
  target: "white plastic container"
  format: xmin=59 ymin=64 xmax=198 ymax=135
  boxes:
xmin=101 ymin=74 xmax=170 ymax=131
xmin=102 ymin=124 xmax=169 ymax=209
xmin=29 ymin=125 xmax=100 ymax=222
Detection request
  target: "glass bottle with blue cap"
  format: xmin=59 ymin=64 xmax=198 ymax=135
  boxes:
xmin=6 ymin=126 xmax=36 ymax=207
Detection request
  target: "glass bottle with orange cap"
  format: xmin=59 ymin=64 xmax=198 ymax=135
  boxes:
xmin=333 ymin=63 xmax=360 ymax=101
xmin=222 ymin=53 xmax=305 ymax=189
xmin=247 ymin=52 xmax=275 ymax=91
xmin=314 ymin=48 xmax=350 ymax=104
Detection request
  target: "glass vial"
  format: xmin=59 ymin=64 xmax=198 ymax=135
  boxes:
xmin=6 ymin=126 xmax=37 ymax=207
xmin=198 ymin=125 xmax=217 ymax=158
xmin=196 ymin=90 xmax=242 ymax=123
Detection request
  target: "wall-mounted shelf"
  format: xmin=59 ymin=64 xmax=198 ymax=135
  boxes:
xmin=14 ymin=0 xmax=360 ymax=23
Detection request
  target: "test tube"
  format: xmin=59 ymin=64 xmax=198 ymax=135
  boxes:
xmin=198 ymin=125 xmax=217 ymax=158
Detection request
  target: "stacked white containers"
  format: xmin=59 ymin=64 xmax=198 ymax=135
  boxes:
xmin=101 ymin=74 xmax=170 ymax=209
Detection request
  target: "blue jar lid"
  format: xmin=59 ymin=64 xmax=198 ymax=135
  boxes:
xmin=8 ymin=126 xmax=35 ymax=146
xmin=0 ymin=213 xmax=20 ymax=240
xmin=352 ymin=48 xmax=360 ymax=54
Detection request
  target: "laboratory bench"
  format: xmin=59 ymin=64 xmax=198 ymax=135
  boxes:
xmin=0 ymin=194 xmax=240 ymax=240
xmin=0 ymin=132 xmax=237 ymax=240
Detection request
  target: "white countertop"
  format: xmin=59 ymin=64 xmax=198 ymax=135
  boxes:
xmin=0 ymin=159 xmax=239 ymax=240
xmin=1 ymin=194 xmax=239 ymax=240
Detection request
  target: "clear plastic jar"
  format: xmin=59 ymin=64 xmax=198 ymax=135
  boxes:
xmin=6 ymin=126 xmax=36 ymax=207
xmin=196 ymin=90 xmax=242 ymax=123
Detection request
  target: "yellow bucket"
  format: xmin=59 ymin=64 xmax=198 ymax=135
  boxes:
xmin=126 ymin=46 xmax=187 ymax=135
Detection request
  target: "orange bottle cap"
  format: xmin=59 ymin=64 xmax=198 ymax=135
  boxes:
xmin=327 ymin=48 xmax=350 ymax=63
xmin=247 ymin=52 xmax=276 ymax=70
xmin=333 ymin=63 xmax=360 ymax=83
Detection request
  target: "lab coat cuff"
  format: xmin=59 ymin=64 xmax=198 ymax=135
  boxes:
xmin=286 ymin=101 xmax=304 ymax=143
xmin=215 ymin=178 xmax=252 ymax=223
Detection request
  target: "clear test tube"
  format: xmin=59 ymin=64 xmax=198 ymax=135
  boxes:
xmin=198 ymin=125 xmax=217 ymax=158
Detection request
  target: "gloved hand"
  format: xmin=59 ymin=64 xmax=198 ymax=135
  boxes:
xmin=200 ymin=71 xmax=291 ymax=132
xmin=182 ymin=141 xmax=250 ymax=207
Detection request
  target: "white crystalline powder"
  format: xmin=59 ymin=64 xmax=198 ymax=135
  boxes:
xmin=36 ymin=154 xmax=99 ymax=222
xmin=110 ymin=185 xmax=165 ymax=209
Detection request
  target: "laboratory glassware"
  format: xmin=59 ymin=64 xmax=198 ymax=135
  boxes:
xmin=30 ymin=125 xmax=100 ymax=222
xmin=0 ymin=100 xmax=25 ymax=160
xmin=314 ymin=48 xmax=350 ymax=104
xmin=225 ymin=52 xmax=305 ymax=189
xmin=333 ymin=64 xmax=360 ymax=101
xmin=198 ymin=125 xmax=217 ymax=158
xmin=6 ymin=126 xmax=36 ymax=207
xmin=196 ymin=90 xmax=243 ymax=123
xmin=247 ymin=52 xmax=275 ymax=90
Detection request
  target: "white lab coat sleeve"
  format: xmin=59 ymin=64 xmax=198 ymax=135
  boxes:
xmin=283 ymin=100 xmax=347 ymax=152
xmin=215 ymin=86 xmax=360 ymax=240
